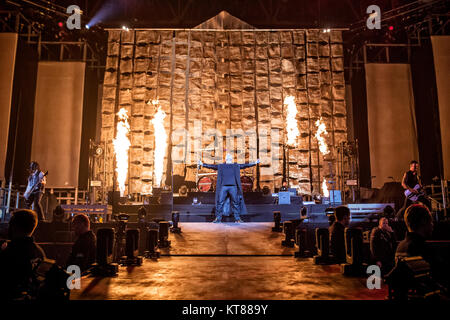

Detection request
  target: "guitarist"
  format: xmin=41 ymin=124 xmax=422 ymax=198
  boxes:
xmin=25 ymin=161 xmax=46 ymax=221
xmin=396 ymin=160 xmax=431 ymax=220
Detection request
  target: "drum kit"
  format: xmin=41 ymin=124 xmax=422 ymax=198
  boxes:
xmin=196 ymin=148 xmax=254 ymax=193
xmin=197 ymin=173 xmax=254 ymax=193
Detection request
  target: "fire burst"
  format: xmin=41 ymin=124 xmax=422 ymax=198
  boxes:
xmin=151 ymin=101 xmax=167 ymax=188
xmin=284 ymin=95 xmax=299 ymax=147
xmin=322 ymin=177 xmax=329 ymax=198
xmin=113 ymin=108 xmax=131 ymax=197
xmin=315 ymin=118 xmax=330 ymax=155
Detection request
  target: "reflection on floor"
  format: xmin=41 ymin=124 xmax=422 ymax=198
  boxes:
xmin=159 ymin=222 xmax=296 ymax=255
xmin=70 ymin=222 xmax=388 ymax=300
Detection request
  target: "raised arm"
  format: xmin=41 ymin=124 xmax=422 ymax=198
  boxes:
xmin=238 ymin=159 xmax=260 ymax=169
xmin=198 ymin=160 xmax=218 ymax=170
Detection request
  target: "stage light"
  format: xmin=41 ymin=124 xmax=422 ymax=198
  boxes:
xmin=312 ymin=193 xmax=322 ymax=204
xmin=158 ymin=221 xmax=171 ymax=248
xmin=137 ymin=206 xmax=147 ymax=223
xmin=313 ymin=228 xmax=332 ymax=264
xmin=272 ymin=211 xmax=282 ymax=232
xmin=122 ymin=25 xmax=129 ymax=31
xmin=325 ymin=207 xmax=335 ymax=225
xmin=389 ymin=26 xmax=394 ymax=31
xmin=178 ymin=185 xmax=188 ymax=197
xmin=58 ymin=22 xmax=64 ymax=28
xmin=121 ymin=229 xmax=143 ymax=266
xmin=281 ymin=221 xmax=295 ymax=247
xmin=53 ymin=205 xmax=65 ymax=222
xmin=92 ymin=228 xmax=119 ymax=276
xmin=300 ymin=206 xmax=308 ymax=219
xmin=170 ymin=211 xmax=181 ymax=233
xmin=144 ymin=228 xmax=160 ymax=259
xmin=85 ymin=25 xmax=90 ymax=29
xmin=294 ymin=228 xmax=312 ymax=258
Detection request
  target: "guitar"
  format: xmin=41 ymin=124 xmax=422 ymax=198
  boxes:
xmin=404 ymin=184 xmax=425 ymax=202
xmin=24 ymin=171 xmax=48 ymax=203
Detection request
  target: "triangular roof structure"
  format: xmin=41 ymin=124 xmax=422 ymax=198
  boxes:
xmin=194 ymin=10 xmax=255 ymax=29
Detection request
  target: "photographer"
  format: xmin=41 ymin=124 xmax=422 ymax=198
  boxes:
xmin=395 ymin=204 xmax=449 ymax=292
xmin=0 ymin=209 xmax=46 ymax=300
xmin=66 ymin=214 xmax=96 ymax=273
xmin=370 ymin=217 xmax=397 ymax=275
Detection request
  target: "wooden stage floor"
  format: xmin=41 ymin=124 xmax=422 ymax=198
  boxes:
xmin=71 ymin=222 xmax=388 ymax=300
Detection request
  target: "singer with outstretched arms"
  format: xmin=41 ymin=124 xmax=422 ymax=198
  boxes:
xmin=198 ymin=153 xmax=260 ymax=223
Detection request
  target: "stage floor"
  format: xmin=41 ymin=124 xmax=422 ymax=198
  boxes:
xmin=159 ymin=222 xmax=296 ymax=256
xmin=71 ymin=222 xmax=388 ymax=300
xmin=71 ymin=257 xmax=387 ymax=300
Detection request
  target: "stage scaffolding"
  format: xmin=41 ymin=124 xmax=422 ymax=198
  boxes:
xmin=96 ymin=19 xmax=349 ymax=201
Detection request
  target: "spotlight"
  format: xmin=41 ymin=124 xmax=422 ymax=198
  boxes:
xmin=122 ymin=26 xmax=129 ymax=31
xmin=313 ymin=228 xmax=332 ymax=264
xmin=120 ymin=229 xmax=143 ymax=266
xmin=300 ymin=206 xmax=308 ymax=219
xmin=53 ymin=205 xmax=65 ymax=223
xmin=272 ymin=211 xmax=282 ymax=232
xmin=85 ymin=25 xmax=90 ymax=29
xmin=312 ymin=193 xmax=322 ymax=204
xmin=144 ymin=228 xmax=160 ymax=259
xmin=325 ymin=207 xmax=335 ymax=225
xmin=281 ymin=221 xmax=295 ymax=247
xmin=178 ymin=185 xmax=188 ymax=197
xmin=158 ymin=221 xmax=171 ymax=248
xmin=91 ymin=228 xmax=119 ymax=277
xmin=294 ymin=228 xmax=312 ymax=258
xmin=137 ymin=206 xmax=147 ymax=223
xmin=170 ymin=211 xmax=181 ymax=233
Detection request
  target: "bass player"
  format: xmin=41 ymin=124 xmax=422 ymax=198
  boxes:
xmin=396 ymin=160 xmax=431 ymax=220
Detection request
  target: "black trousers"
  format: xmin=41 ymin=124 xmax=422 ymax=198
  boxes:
xmin=216 ymin=185 xmax=240 ymax=220
xmin=27 ymin=192 xmax=44 ymax=221
xmin=396 ymin=195 xmax=432 ymax=220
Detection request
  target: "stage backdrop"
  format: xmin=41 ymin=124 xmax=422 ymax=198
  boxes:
xmin=0 ymin=33 xmax=18 ymax=182
xmin=97 ymin=27 xmax=347 ymax=195
xmin=31 ymin=61 xmax=86 ymax=188
xmin=365 ymin=63 xmax=419 ymax=189
xmin=431 ymin=36 xmax=450 ymax=180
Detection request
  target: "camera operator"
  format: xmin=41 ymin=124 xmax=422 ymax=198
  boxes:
xmin=0 ymin=209 xmax=46 ymax=300
xmin=396 ymin=204 xmax=449 ymax=291
xmin=66 ymin=214 xmax=96 ymax=273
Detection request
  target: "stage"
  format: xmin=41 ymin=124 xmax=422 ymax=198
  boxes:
xmin=70 ymin=222 xmax=388 ymax=300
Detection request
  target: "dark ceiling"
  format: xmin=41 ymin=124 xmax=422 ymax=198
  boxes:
xmin=29 ymin=0 xmax=423 ymax=28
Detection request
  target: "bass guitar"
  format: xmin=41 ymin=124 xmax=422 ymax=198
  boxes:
xmin=404 ymin=184 xmax=426 ymax=202
xmin=24 ymin=171 xmax=48 ymax=205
